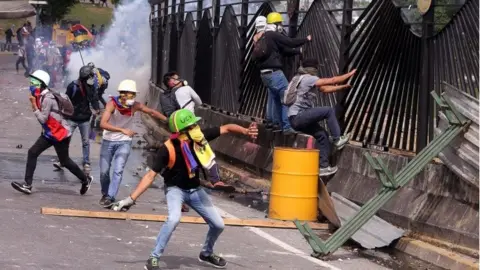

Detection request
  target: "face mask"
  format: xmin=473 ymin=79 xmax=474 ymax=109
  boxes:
xmin=187 ymin=125 xmax=205 ymax=143
xmin=29 ymin=85 xmax=39 ymax=96
xmin=125 ymin=99 xmax=135 ymax=106
xmin=86 ymin=78 xmax=94 ymax=85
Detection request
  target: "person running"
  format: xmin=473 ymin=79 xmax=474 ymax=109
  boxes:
xmin=286 ymin=58 xmax=356 ymax=176
xmin=11 ymin=70 xmax=93 ymax=195
xmin=16 ymin=45 xmax=28 ymax=74
xmin=99 ymin=79 xmax=167 ymax=207
xmin=53 ymin=65 xmax=100 ymax=173
xmin=111 ymin=109 xmax=258 ymax=270
xmin=87 ymin=62 xmax=110 ymax=108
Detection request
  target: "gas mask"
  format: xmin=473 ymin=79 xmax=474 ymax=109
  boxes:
xmin=187 ymin=125 xmax=206 ymax=144
xmin=86 ymin=77 xmax=94 ymax=86
xmin=125 ymin=99 xmax=135 ymax=106
xmin=119 ymin=91 xmax=136 ymax=107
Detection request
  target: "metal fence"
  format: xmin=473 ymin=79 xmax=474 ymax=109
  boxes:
xmin=148 ymin=0 xmax=478 ymax=153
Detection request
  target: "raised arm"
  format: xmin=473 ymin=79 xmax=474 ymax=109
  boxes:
xmin=272 ymin=31 xmax=310 ymax=48
xmin=314 ymin=69 xmax=356 ymax=87
xmin=135 ymin=102 xmax=167 ymax=122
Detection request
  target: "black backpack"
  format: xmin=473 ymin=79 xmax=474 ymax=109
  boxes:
xmin=159 ymin=87 xmax=182 ymax=117
xmin=252 ymin=33 xmax=270 ymax=61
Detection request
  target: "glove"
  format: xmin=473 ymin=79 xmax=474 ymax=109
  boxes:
xmin=111 ymin=196 xmax=135 ymax=212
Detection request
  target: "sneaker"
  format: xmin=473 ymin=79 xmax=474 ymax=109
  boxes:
xmin=319 ymin=166 xmax=338 ymax=177
xmin=83 ymin=163 xmax=91 ymax=173
xmin=80 ymin=176 xmax=93 ymax=195
xmin=198 ymin=253 xmax=227 ymax=268
xmin=333 ymin=134 xmax=351 ymax=150
xmin=11 ymin=181 xmax=32 ymax=195
xmin=102 ymin=197 xmax=115 ymax=208
xmin=53 ymin=161 xmax=63 ymax=171
xmin=99 ymin=195 xmax=108 ymax=205
xmin=144 ymin=257 xmax=160 ymax=270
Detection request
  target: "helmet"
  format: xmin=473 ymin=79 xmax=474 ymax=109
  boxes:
xmin=79 ymin=66 xmax=93 ymax=80
xmin=267 ymin=12 xmax=283 ymax=24
xmin=255 ymin=16 xmax=267 ymax=31
xmin=30 ymin=70 xmax=50 ymax=87
xmin=118 ymin=79 xmax=137 ymax=93
xmin=168 ymin=109 xmax=202 ymax=133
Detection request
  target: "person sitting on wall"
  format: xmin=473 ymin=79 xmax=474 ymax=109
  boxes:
xmin=253 ymin=13 xmax=311 ymax=133
xmin=160 ymin=71 xmax=236 ymax=213
xmin=286 ymin=58 xmax=356 ymax=176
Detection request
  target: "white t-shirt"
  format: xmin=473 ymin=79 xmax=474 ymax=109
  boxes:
xmin=174 ymin=85 xmax=202 ymax=113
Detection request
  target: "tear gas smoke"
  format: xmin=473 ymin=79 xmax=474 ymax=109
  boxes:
xmin=66 ymin=0 xmax=151 ymax=102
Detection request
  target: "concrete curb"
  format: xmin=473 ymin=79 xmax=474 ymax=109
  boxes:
xmin=217 ymin=163 xmax=479 ymax=270
xmin=395 ymin=237 xmax=478 ymax=270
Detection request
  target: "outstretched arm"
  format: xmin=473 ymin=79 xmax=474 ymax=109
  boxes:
xmin=130 ymin=170 xmax=157 ymax=200
xmin=315 ymin=69 xmax=357 ymax=87
xmin=136 ymin=102 xmax=167 ymax=122
xmin=319 ymin=84 xmax=351 ymax=93
xmin=220 ymin=123 xmax=258 ymax=139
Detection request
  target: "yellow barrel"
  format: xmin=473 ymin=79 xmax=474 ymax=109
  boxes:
xmin=268 ymin=147 xmax=319 ymax=221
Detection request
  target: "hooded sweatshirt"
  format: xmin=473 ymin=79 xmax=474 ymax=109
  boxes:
xmin=34 ymin=89 xmax=71 ymax=142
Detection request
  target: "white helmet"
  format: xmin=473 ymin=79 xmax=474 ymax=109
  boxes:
xmin=255 ymin=16 xmax=267 ymax=32
xmin=30 ymin=70 xmax=50 ymax=87
xmin=118 ymin=79 xmax=137 ymax=93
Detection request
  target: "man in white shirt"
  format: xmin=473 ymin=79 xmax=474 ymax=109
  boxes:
xmin=161 ymin=71 xmax=202 ymax=116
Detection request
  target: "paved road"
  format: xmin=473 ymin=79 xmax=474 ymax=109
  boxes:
xmin=0 ymin=55 xmax=394 ymax=269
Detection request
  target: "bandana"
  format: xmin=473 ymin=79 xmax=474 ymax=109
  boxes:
xmin=111 ymin=96 xmax=133 ymax=116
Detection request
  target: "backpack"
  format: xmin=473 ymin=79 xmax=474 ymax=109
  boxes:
xmin=282 ymin=75 xmax=306 ymax=106
xmin=252 ymin=32 xmax=270 ymax=61
xmin=159 ymin=87 xmax=181 ymax=117
xmin=41 ymin=90 xmax=75 ymax=118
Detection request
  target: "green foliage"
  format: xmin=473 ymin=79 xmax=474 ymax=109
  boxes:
xmin=39 ymin=0 xmax=77 ymax=24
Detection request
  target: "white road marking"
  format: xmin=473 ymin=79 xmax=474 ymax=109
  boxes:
xmin=215 ymin=207 xmax=341 ymax=270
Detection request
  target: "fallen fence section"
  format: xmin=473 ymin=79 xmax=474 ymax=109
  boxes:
xmin=294 ymin=91 xmax=471 ymax=257
xmin=40 ymin=207 xmax=328 ymax=230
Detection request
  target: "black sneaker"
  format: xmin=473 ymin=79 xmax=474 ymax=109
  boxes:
xmin=99 ymin=195 xmax=108 ymax=205
xmin=80 ymin=176 xmax=93 ymax=195
xmin=144 ymin=257 xmax=160 ymax=270
xmin=11 ymin=181 xmax=32 ymax=195
xmin=102 ymin=197 xmax=115 ymax=208
xmin=198 ymin=253 xmax=227 ymax=268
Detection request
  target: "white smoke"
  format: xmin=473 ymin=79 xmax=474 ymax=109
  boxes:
xmin=66 ymin=0 xmax=151 ymax=102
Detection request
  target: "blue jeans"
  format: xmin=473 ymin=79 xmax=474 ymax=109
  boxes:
xmin=151 ymin=186 xmax=225 ymax=258
xmin=68 ymin=120 xmax=90 ymax=165
xmin=99 ymin=140 xmax=132 ymax=200
xmin=260 ymin=70 xmax=291 ymax=130
xmin=290 ymin=107 xmax=341 ymax=168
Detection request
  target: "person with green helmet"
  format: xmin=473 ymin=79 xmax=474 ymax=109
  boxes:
xmin=254 ymin=12 xmax=312 ymax=132
xmin=111 ymin=109 xmax=258 ymax=270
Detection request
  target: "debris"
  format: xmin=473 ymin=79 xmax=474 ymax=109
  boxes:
xmin=117 ymin=238 xmax=121 ymax=241
xmin=331 ymin=192 xmax=405 ymax=249
xmin=16 ymin=144 xmax=22 ymax=149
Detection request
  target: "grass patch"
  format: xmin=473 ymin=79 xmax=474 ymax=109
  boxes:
xmin=0 ymin=3 xmax=113 ymax=39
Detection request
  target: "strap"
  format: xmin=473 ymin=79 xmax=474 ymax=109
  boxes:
xmin=164 ymin=140 xmax=176 ymax=169
xmin=181 ymin=99 xmax=193 ymax=109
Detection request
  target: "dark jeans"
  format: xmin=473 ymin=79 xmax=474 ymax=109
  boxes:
xmin=16 ymin=57 xmax=28 ymax=72
xmin=289 ymin=107 xmax=341 ymax=168
xmin=25 ymin=136 xmax=87 ymax=185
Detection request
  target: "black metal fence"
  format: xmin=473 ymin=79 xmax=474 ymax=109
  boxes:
xmin=148 ymin=0 xmax=478 ymax=153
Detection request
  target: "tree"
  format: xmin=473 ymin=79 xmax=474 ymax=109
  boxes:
xmin=39 ymin=0 xmax=77 ymax=25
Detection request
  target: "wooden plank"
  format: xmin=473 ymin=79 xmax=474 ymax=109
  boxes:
xmin=41 ymin=207 xmax=328 ymax=230
xmin=318 ymin=177 xmax=341 ymax=228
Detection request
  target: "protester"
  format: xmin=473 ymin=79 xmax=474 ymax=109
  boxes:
xmin=53 ymin=65 xmax=100 ymax=174
xmin=4 ymin=24 xmax=14 ymax=51
xmin=111 ymin=109 xmax=258 ymax=270
xmin=161 ymin=71 xmax=236 ymax=212
xmin=11 ymin=70 xmax=93 ymax=195
xmin=88 ymin=62 xmax=110 ymax=108
xmin=286 ymin=58 xmax=356 ymax=176
xmin=99 ymin=79 xmax=167 ymax=207
xmin=45 ymin=41 xmax=62 ymax=88
xmin=16 ymin=45 xmax=28 ymax=74
xmin=253 ymin=13 xmax=311 ymax=132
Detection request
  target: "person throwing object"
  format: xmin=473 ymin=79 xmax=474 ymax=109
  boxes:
xmin=111 ymin=109 xmax=258 ymax=270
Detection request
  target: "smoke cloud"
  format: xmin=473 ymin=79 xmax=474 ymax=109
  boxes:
xmin=66 ymin=0 xmax=151 ymax=102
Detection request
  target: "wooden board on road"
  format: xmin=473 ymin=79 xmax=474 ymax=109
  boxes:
xmin=41 ymin=207 xmax=329 ymax=230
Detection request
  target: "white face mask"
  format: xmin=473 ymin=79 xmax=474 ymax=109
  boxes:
xmin=125 ymin=99 xmax=135 ymax=106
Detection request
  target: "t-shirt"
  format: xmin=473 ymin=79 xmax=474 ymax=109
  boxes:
xmin=287 ymin=74 xmax=319 ymax=117
xmin=149 ymin=127 xmax=221 ymax=190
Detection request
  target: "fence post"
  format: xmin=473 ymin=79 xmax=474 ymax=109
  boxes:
xmin=417 ymin=0 xmax=435 ymax=153
xmin=288 ymin=0 xmax=300 ymax=38
xmin=197 ymin=0 xmax=203 ymax=22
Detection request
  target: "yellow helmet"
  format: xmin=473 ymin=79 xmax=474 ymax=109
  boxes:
xmin=267 ymin=12 xmax=283 ymax=24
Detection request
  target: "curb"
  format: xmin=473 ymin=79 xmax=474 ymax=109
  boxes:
xmin=216 ymin=160 xmax=271 ymax=192
xmin=395 ymin=237 xmax=478 ymax=270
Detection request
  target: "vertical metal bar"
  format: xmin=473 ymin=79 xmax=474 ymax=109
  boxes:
xmin=179 ymin=0 xmax=185 ymax=23
xmin=197 ymin=0 xmax=203 ymax=22
xmin=417 ymin=1 xmax=435 ymax=153
xmin=240 ymin=0 xmax=249 ymax=40
xmin=288 ymin=0 xmax=300 ymax=38
xmin=171 ymin=0 xmax=177 ymax=14
xmin=336 ymin=0 xmax=354 ymax=134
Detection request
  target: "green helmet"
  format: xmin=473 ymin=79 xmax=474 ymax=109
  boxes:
xmin=168 ymin=109 xmax=201 ymax=133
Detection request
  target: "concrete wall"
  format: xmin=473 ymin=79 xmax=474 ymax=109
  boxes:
xmin=144 ymin=83 xmax=479 ymax=250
